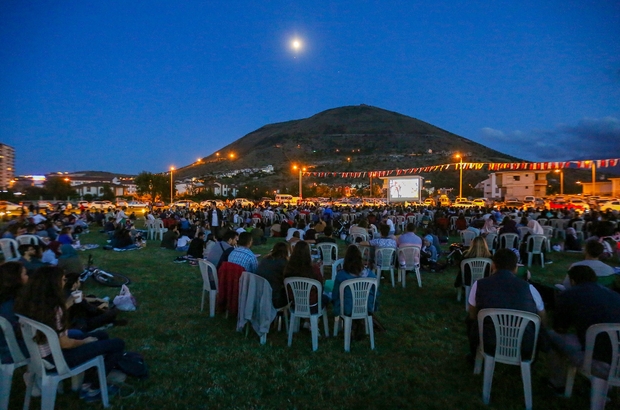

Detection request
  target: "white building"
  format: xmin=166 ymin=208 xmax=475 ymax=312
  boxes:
xmin=477 ymin=171 xmax=548 ymax=200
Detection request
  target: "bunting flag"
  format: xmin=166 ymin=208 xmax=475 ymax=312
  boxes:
xmin=294 ymin=157 xmax=619 ymax=178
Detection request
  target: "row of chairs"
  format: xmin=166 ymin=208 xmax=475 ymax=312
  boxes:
xmin=459 ymin=232 xmax=547 ymax=267
xmin=198 ymin=259 xmax=377 ymax=353
xmin=473 ymin=309 xmax=620 ymax=410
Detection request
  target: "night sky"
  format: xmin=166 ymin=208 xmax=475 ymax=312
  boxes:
xmin=1 ymin=1 xmax=619 ymax=175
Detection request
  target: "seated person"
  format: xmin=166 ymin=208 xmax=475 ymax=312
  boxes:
xmin=207 ymin=231 xmax=237 ymax=267
xmin=57 ymin=244 xmax=85 ymax=275
xmin=563 ymin=227 xmax=582 ymax=251
xmin=420 ymin=235 xmax=441 ymax=271
xmin=227 ymin=232 xmax=258 ymax=273
xmin=332 ymin=245 xmax=377 ymax=316
xmin=547 ymin=265 xmax=620 ymax=392
xmin=176 ymin=235 xmax=191 ymax=252
xmin=15 ymin=266 xmax=126 ymax=400
xmin=560 ymin=239 xmax=615 ymax=289
xmin=0 ymin=262 xmax=29 ymax=363
xmin=454 ymin=236 xmax=492 ymax=288
xmin=316 ymin=226 xmax=337 ymax=244
xmin=18 ymin=244 xmax=47 ymax=276
xmin=110 ymin=226 xmax=139 ymax=250
xmin=57 ymin=227 xmax=75 ymax=245
xmin=186 ymin=231 xmax=205 ymax=259
xmin=283 ymin=241 xmax=327 ymax=313
xmin=255 ymin=242 xmax=289 ymax=309
xmin=160 ymin=224 xmax=180 ymax=250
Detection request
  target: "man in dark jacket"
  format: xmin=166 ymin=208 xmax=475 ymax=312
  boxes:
xmin=207 ymin=203 xmax=224 ymax=239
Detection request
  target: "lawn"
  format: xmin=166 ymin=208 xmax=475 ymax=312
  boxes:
xmin=6 ymin=229 xmax=619 ymax=409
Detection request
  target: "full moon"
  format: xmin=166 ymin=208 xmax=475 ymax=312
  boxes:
xmin=291 ymin=39 xmax=302 ymax=51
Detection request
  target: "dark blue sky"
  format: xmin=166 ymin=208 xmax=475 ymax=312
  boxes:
xmin=1 ymin=1 xmax=619 ymax=175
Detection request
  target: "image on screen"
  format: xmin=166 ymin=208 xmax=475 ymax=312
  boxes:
xmin=388 ymin=178 xmax=421 ymax=202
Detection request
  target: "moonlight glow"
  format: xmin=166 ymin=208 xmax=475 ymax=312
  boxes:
xmin=291 ymin=38 xmax=302 ymax=51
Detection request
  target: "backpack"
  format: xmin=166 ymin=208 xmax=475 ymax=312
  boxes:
xmin=117 ymin=352 xmax=148 ymax=379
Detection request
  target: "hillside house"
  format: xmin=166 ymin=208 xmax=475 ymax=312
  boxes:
xmin=477 ymin=171 xmax=547 ymax=200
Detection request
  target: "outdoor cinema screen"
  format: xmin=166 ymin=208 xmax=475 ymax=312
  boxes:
xmin=385 ymin=176 xmax=423 ymax=203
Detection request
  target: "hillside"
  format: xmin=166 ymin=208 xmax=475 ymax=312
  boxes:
xmin=175 ymin=105 xmax=520 ymax=183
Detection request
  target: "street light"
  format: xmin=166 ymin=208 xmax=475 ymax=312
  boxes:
xmin=170 ymin=166 xmax=174 ymax=204
xmin=293 ymin=165 xmax=306 ymax=200
xmin=554 ymin=169 xmax=564 ymax=195
xmin=455 ymin=154 xmax=463 ymax=199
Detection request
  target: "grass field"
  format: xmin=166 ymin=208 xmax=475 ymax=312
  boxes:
xmin=6 ymin=228 xmax=619 ymax=409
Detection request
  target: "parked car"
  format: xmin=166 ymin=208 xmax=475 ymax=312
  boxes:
xmin=37 ymin=201 xmax=55 ymax=210
xmin=472 ymin=198 xmax=490 ymax=207
xmin=126 ymin=201 xmax=149 ymax=209
xmin=0 ymin=201 xmax=24 ymax=213
xmin=171 ymin=200 xmax=200 ymax=210
xmin=424 ymin=198 xmax=436 ymax=206
xmin=600 ymin=200 xmax=620 ymax=212
xmin=567 ymin=198 xmax=590 ymax=211
xmin=453 ymin=200 xmax=476 ymax=208
xmin=234 ymin=198 xmax=255 ymax=207
xmin=90 ymin=200 xmax=114 ymax=210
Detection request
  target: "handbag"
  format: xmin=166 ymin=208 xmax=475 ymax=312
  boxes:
xmin=113 ymin=284 xmax=137 ymax=311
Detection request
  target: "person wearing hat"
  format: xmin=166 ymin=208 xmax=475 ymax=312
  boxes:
xmin=420 ymin=235 xmax=440 ymax=271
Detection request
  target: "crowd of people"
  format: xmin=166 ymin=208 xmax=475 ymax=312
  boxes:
xmin=1 ymin=199 xmax=619 ymax=406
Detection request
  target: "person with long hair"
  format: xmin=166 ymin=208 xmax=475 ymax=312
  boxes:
xmin=454 ymin=236 xmax=492 ymax=288
xmin=15 ymin=266 xmax=125 ymax=402
xmin=283 ymin=241 xmax=327 ymax=312
xmin=332 ymin=245 xmax=377 ymax=317
xmin=0 ymin=262 xmax=29 ymax=363
xmin=256 ymin=242 xmax=290 ymax=308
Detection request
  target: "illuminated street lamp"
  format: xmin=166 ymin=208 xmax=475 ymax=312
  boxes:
xmin=170 ymin=166 xmax=175 ymax=203
xmin=229 ymin=153 xmax=235 ymax=159
xmin=554 ymin=169 xmax=564 ymax=195
xmin=455 ymin=154 xmax=463 ymax=198
xmin=293 ymin=165 xmax=306 ymax=199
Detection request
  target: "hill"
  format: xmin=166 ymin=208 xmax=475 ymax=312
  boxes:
xmin=175 ymin=105 xmax=520 ymax=183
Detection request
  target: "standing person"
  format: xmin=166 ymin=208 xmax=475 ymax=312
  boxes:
xmin=207 ymin=202 xmax=224 ymax=240
xmin=15 ymin=266 xmax=125 ymax=402
xmin=466 ymin=249 xmax=546 ymax=361
xmin=227 ymin=232 xmax=258 ymax=273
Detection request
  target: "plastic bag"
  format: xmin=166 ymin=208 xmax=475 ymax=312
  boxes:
xmin=113 ymin=285 xmax=137 ymax=311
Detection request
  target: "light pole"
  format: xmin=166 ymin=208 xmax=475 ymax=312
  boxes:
xmin=554 ymin=169 xmax=564 ymax=195
xmin=293 ymin=165 xmax=306 ymax=200
xmin=455 ymin=154 xmax=463 ymax=199
xmin=170 ymin=166 xmax=174 ymax=204
xmin=591 ymin=161 xmax=596 ymax=196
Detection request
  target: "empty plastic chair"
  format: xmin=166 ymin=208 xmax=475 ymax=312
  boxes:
xmin=198 ymin=259 xmax=219 ymax=317
xmin=331 ymin=258 xmax=344 ymax=282
xmin=473 ymin=308 xmax=541 ymax=410
xmin=316 ymin=243 xmax=338 ymax=276
xmin=16 ymin=235 xmax=41 ymax=246
xmin=517 ymin=226 xmax=530 ymax=241
xmin=484 ymin=233 xmax=497 ymax=254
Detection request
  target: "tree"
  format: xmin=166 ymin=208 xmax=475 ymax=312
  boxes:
xmin=44 ymin=177 xmax=77 ymax=200
xmin=134 ymin=172 xmax=170 ymax=202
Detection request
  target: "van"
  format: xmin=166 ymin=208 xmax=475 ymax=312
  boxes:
xmin=275 ymin=194 xmax=299 ymax=205
xmin=439 ymin=195 xmax=452 ymax=207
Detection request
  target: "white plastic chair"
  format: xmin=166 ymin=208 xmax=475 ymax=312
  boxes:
xmin=284 ymin=277 xmax=330 ymax=351
xmin=397 ymin=246 xmax=421 ymax=288
xmin=356 ymin=245 xmax=372 ymax=268
xmin=537 ymin=218 xmax=547 ymax=226
xmin=449 ymin=216 xmax=458 ymax=233
xmin=154 ymin=219 xmax=166 ymax=241
xmin=316 ymin=243 xmax=338 ymax=276
xmin=526 ymin=235 xmax=546 ymax=267
xmin=333 ymin=278 xmax=377 ymax=352
xmin=473 ymin=309 xmax=541 ymax=410
xmin=237 ymin=272 xmax=278 ymax=345
xmin=349 ymin=233 xmax=368 ymax=243
xmin=17 ymin=314 xmax=110 ymax=410
xmin=0 ymin=316 xmax=30 ymax=410
xmin=484 ymin=233 xmax=497 ymax=254
xmin=331 ymin=258 xmax=344 ymax=281
xmin=564 ymin=323 xmax=620 ymax=410
xmin=460 ymin=230 xmax=476 ymax=247
xmin=396 ymin=216 xmax=406 ymax=233
xmin=406 ymin=215 xmax=416 ymax=225
xmin=459 ymin=258 xmax=492 ymax=309
xmin=573 ymin=220 xmax=585 ymax=241
xmin=517 ymin=226 xmax=530 ymax=241
xmin=542 ymin=226 xmax=554 ymax=252
xmin=498 ymin=233 xmax=519 ymax=250
xmin=198 ymin=259 xmax=218 ymax=317
xmin=16 ymin=235 xmax=41 ymax=246
xmin=551 ymin=219 xmax=566 ymax=239
xmin=145 ymin=219 xmax=155 ymax=240
xmin=0 ymin=239 xmax=20 ymax=262
xmin=374 ymin=248 xmax=396 ymax=287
